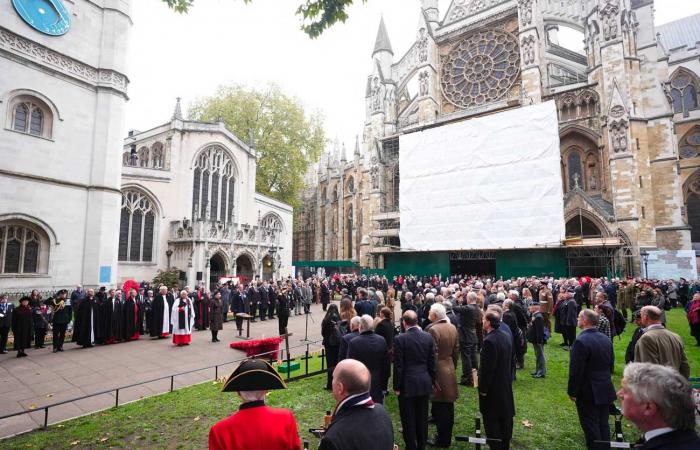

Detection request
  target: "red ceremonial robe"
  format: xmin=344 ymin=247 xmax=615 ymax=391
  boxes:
xmin=208 ymin=401 xmax=301 ymax=450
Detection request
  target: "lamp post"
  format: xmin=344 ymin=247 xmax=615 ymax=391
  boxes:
xmin=166 ymin=249 xmax=173 ymax=269
xmin=640 ymin=250 xmax=649 ymax=279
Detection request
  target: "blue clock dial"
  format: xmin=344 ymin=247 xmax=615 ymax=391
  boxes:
xmin=12 ymin=0 xmax=71 ymax=36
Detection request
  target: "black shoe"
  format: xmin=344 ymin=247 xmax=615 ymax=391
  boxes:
xmin=531 ymin=373 xmax=545 ymax=378
xmin=427 ymin=416 xmax=436 ymax=424
xmin=426 ymin=438 xmax=450 ymax=448
xmin=58 ymin=348 xmax=64 ymax=352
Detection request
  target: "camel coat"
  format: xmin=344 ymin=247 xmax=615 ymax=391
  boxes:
xmin=428 ymin=319 xmax=460 ymax=403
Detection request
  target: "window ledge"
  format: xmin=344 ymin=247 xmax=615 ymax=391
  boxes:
xmin=118 ymin=261 xmax=158 ymax=266
xmin=0 ymin=273 xmax=51 ymax=278
xmin=3 ymin=128 xmax=54 ymax=142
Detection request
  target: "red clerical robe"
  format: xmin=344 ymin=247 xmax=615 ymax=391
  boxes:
xmin=208 ymin=401 xmax=301 ymax=450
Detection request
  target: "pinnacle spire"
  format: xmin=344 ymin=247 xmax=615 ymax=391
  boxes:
xmin=373 ymin=16 xmax=393 ymax=56
xmin=354 ymin=135 xmax=360 ymax=156
xmin=172 ymin=97 xmax=183 ymax=120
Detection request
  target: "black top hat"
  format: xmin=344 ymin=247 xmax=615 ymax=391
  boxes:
xmin=221 ymin=359 xmax=287 ymax=392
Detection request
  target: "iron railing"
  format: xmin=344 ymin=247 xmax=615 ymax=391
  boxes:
xmin=0 ymin=337 xmax=327 ymax=434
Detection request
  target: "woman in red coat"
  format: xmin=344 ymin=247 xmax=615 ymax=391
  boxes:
xmin=209 ymin=359 xmax=301 ymax=450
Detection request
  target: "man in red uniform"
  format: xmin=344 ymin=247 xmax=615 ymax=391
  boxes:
xmin=209 ymin=358 xmax=301 ymax=450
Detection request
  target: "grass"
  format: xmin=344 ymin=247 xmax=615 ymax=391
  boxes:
xmin=3 ymin=309 xmax=698 ymax=450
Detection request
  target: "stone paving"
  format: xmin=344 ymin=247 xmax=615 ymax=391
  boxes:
xmin=0 ymin=304 xmax=329 ymax=438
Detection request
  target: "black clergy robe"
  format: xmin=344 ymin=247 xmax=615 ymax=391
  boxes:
xmin=149 ymin=294 xmax=171 ymax=338
xmin=102 ymin=298 xmax=124 ymax=343
xmin=193 ymin=293 xmax=209 ymax=330
xmin=123 ymin=297 xmax=140 ymax=341
xmin=75 ymin=297 xmax=100 ymax=347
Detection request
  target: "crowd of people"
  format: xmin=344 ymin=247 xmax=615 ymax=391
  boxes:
xmin=0 ymin=277 xmax=327 ymax=356
xmin=2 ymin=272 xmax=699 ymax=450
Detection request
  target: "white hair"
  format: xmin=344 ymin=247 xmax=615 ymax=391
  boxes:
xmin=430 ymin=303 xmax=447 ymax=320
xmin=467 ymin=292 xmax=478 ymax=302
xmin=426 ymin=292 xmax=435 ymax=302
xmin=508 ymin=290 xmax=520 ymax=299
xmin=350 ymin=316 xmax=362 ymax=330
xmin=496 ymin=292 xmax=506 ymax=301
xmin=239 ymin=390 xmax=267 ymax=402
xmin=359 ymin=314 xmax=375 ymax=332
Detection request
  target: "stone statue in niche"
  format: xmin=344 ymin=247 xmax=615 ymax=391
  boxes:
xmin=419 ymin=71 xmax=429 ymax=96
xmin=521 ymin=35 xmax=536 ymax=65
xmin=371 ymin=77 xmax=384 ymax=112
xmin=600 ymin=1 xmax=619 ymax=41
xmin=370 ymin=166 xmax=379 ymax=190
xmin=519 ymin=0 xmax=533 ymax=26
xmin=610 ymin=119 xmax=629 ymax=153
xmin=417 ymin=28 xmax=428 ymax=63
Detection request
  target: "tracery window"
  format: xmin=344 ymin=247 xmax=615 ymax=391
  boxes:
xmin=0 ymin=221 xmax=49 ymax=274
xmin=346 ymin=177 xmax=354 ymax=194
xmin=262 ymin=213 xmax=283 ymax=231
xmin=118 ymin=190 xmax=157 ymax=262
xmin=10 ymin=96 xmax=52 ymax=138
xmin=346 ymin=205 xmax=353 ymax=259
xmin=567 ymin=151 xmax=583 ymax=191
xmin=440 ymin=28 xmax=520 ymax=109
xmin=670 ymin=69 xmax=699 ymax=117
xmin=685 ymin=175 xmax=700 ymax=243
xmin=679 ymin=127 xmax=700 ymax=159
xmin=192 ymin=145 xmax=236 ymax=222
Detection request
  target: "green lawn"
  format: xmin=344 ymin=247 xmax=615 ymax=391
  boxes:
xmin=3 ymin=308 xmax=698 ymax=450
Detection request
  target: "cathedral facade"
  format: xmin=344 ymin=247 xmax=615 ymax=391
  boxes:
xmin=119 ymin=102 xmax=293 ymax=290
xmin=295 ymin=0 xmax=700 ymax=279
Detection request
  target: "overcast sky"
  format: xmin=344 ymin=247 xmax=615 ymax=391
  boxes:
xmin=125 ymin=0 xmax=700 ymax=151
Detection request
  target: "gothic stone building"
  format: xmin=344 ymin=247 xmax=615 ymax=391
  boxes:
xmin=295 ymin=0 xmax=700 ymax=279
xmin=119 ymin=101 xmax=293 ymax=290
xmin=1 ymin=0 xmax=131 ymax=294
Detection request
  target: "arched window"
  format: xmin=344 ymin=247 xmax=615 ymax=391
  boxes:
xmin=346 ymin=205 xmax=353 ymax=259
xmin=0 ymin=220 xmax=49 ymax=274
xmin=567 ymin=150 xmax=583 ymax=191
xmin=565 ymin=215 xmax=602 ymax=238
xmin=261 ymin=213 xmax=283 ymax=231
xmin=679 ymin=127 xmax=700 ymax=159
xmin=670 ymin=69 xmax=699 ymax=117
xmin=118 ymin=189 xmax=157 ymax=262
xmin=138 ymin=146 xmax=150 ymax=168
xmin=684 ymin=174 xmax=700 ymax=244
xmin=9 ymin=95 xmax=53 ymax=138
xmin=192 ymin=145 xmax=237 ymax=222
xmin=346 ymin=177 xmax=354 ymax=194
xmin=152 ymin=142 xmax=165 ymax=169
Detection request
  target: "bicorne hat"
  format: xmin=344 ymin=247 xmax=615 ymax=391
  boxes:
xmin=221 ymin=359 xmax=287 ymax=392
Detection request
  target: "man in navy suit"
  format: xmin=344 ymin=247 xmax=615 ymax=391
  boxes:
xmin=394 ymin=310 xmax=435 ymax=450
xmin=567 ymin=309 xmax=616 ymax=450
xmin=479 ymin=309 xmax=515 ymax=450
xmin=347 ymin=315 xmax=390 ymax=403
xmin=0 ymin=294 xmax=14 ymax=354
xmin=618 ymin=362 xmax=700 ymax=450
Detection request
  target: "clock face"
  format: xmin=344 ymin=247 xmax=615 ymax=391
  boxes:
xmin=12 ymin=0 xmax=71 ymax=36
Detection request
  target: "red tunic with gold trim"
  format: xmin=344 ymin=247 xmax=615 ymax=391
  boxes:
xmin=208 ymin=401 xmax=301 ymax=450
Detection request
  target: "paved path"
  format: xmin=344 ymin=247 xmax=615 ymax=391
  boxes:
xmin=0 ymin=304 xmax=330 ymax=438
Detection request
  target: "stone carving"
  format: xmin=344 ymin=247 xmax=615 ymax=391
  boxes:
xmin=609 ymin=119 xmax=629 ymax=153
xmin=609 ymin=105 xmax=625 ymax=118
xmin=0 ymin=27 xmax=128 ymax=95
xmin=521 ymin=35 xmax=536 ymax=66
xmin=370 ymin=166 xmax=379 ymax=190
xmin=446 ymin=0 xmax=508 ymax=23
xmin=419 ymin=70 xmax=429 ymax=96
xmin=440 ymin=29 xmax=520 ymax=109
xmin=371 ymin=77 xmax=385 ymax=112
xmin=599 ymin=0 xmax=620 ymax=41
xmin=519 ymin=0 xmax=533 ymax=26
xmin=417 ymin=28 xmax=429 ymax=63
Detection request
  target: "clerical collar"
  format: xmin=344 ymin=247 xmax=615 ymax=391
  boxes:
xmin=239 ymin=400 xmax=265 ymax=411
xmin=644 ymin=427 xmax=674 ymax=442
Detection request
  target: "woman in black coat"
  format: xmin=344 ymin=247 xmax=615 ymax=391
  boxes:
xmin=12 ymin=297 xmax=33 ymax=357
xmin=321 ymin=304 xmax=341 ymax=390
